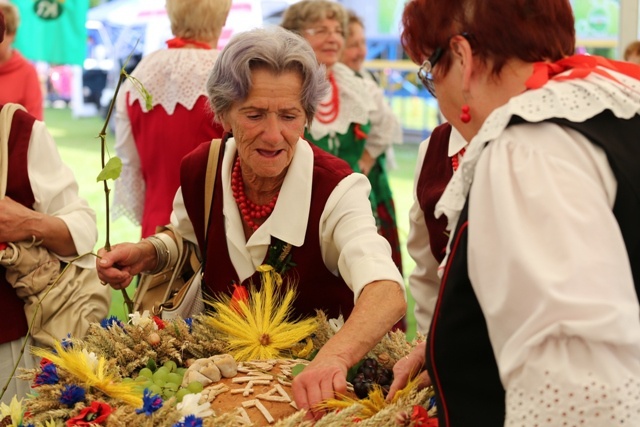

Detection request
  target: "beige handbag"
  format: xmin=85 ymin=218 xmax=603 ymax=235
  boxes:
xmin=132 ymin=138 xmax=221 ymax=319
xmin=0 ymin=103 xmax=111 ymax=348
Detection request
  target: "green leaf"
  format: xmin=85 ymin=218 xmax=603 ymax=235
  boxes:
xmin=146 ymin=358 xmax=157 ymax=372
xmin=346 ymin=359 xmax=364 ymax=383
xmin=96 ymin=156 xmax=123 ymax=182
xmin=291 ymin=363 xmax=307 ymax=377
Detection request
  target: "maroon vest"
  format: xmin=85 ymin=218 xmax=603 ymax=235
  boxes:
xmin=0 ymin=106 xmax=36 ymax=344
xmin=416 ymin=123 xmax=453 ymax=263
xmin=180 ymin=140 xmax=356 ymax=319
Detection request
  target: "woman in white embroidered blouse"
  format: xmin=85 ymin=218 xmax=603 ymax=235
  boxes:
xmin=387 ymin=0 xmax=640 ymax=426
xmin=112 ymin=0 xmax=230 ymax=238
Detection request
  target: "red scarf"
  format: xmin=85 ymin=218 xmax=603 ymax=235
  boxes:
xmin=525 ymin=54 xmax=640 ymax=89
xmin=166 ymin=37 xmax=212 ymax=50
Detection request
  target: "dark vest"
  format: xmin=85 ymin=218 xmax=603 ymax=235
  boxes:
xmin=426 ymin=111 xmax=640 ymax=426
xmin=180 ymin=139 xmax=356 ymax=319
xmin=417 ymin=123 xmax=454 ymax=264
xmin=0 ymin=106 xmax=36 ymax=344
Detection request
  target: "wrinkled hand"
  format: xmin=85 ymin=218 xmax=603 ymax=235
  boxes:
xmin=96 ymin=242 xmax=150 ymax=290
xmin=292 ymin=355 xmax=349 ymax=421
xmin=358 ymin=150 xmax=375 ymax=176
xmin=386 ymin=341 xmax=431 ymax=401
xmin=0 ymin=196 xmax=40 ymax=242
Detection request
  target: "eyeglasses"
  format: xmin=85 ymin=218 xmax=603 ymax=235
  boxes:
xmin=417 ymin=48 xmax=444 ymax=98
xmin=417 ymin=33 xmax=471 ymax=98
xmin=303 ymin=26 xmax=345 ymax=39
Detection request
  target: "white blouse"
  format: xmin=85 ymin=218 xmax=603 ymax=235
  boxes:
xmin=170 ymin=137 xmax=405 ymax=302
xmin=28 ymin=120 xmax=98 ymax=268
xmin=434 ymin=68 xmax=640 ymax=425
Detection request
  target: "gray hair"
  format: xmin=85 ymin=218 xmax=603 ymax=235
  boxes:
xmin=206 ymin=26 xmax=329 ymax=125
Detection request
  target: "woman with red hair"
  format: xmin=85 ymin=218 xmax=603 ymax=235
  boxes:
xmin=388 ymin=0 xmax=640 ymax=425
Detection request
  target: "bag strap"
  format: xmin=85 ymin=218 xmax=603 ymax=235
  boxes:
xmin=0 ymin=104 xmax=27 ymax=198
xmin=204 ymin=138 xmax=221 ymax=235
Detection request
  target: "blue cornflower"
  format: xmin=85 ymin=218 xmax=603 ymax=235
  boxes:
xmin=100 ymin=315 xmax=124 ymax=329
xmin=33 ymin=363 xmax=59 ymax=386
xmin=135 ymin=389 xmax=163 ymax=416
xmin=61 ymin=334 xmax=73 ymax=350
xmin=59 ymin=384 xmax=86 ymax=406
xmin=184 ymin=318 xmax=193 ymax=333
xmin=173 ymin=415 xmax=203 ymax=427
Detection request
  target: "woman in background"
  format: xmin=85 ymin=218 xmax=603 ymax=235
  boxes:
xmin=0 ymin=2 xmax=43 ymax=120
xmin=113 ymin=0 xmax=230 ymax=237
xmin=282 ymin=0 xmax=404 ymax=277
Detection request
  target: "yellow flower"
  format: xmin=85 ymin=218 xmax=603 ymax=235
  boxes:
xmin=0 ymin=395 xmax=24 ymax=426
xmin=203 ymin=265 xmax=317 ymax=361
xmin=32 ymin=341 xmax=143 ymax=407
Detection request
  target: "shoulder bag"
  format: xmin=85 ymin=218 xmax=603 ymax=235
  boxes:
xmin=132 ymin=138 xmax=221 ymax=320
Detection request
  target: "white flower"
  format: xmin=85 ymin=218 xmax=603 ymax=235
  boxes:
xmin=0 ymin=396 xmax=24 ymax=426
xmin=176 ymin=392 xmax=214 ymax=420
xmin=82 ymin=348 xmax=99 ymax=370
xmin=328 ymin=315 xmax=345 ymax=333
xmin=128 ymin=310 xmax=156 ymax=329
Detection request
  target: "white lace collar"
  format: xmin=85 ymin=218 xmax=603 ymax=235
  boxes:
xmin=125 ymin=48 xmax=220 ymax=114
xmin=307 ymin=62 xmax=374 ymax=139
xmin=435 ymin=68 xmax=640 ymax=232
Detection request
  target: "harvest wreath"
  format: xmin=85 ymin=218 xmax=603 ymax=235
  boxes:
xmin=5 ymin=267 xmax=436 ymax=427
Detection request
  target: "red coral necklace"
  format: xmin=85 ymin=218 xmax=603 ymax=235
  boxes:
xmin=231 ymin=157 xmax=279 ymax=231
xmin=315 ymin=72 xmax=340 ymax=124
xmin=451 ymin=147 xmax=466 ymax=171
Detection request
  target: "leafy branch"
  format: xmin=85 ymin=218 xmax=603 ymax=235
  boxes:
xmin=95 ymin=50 xmax=152 ymax=317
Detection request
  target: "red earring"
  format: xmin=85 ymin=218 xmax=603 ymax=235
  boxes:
xmin=460 ymin=105 xmax=471 ymax=123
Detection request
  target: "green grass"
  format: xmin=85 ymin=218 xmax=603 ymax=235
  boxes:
xmin=45 ymin=107 xmax=420 ymax=339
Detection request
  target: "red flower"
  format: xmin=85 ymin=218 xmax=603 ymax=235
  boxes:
xmin=152 ymin=316 xmax=166 ymax=330
xmin=40 ymin=358 xmax=53 ymax=368
xmin=230 ymin=283 xmax=249 ymax=315
xmin=411 ymin=405 xmax=438 ymax=427
xmin=66 ymin=401 xmax=112 ymax=426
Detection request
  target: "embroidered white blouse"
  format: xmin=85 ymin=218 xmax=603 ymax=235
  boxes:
xmin=433 ymin=68 xmax=640 ymax=425
xmin=169 ymin=137 xmax=405 ymax=302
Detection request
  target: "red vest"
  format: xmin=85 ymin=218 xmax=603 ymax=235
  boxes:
xmin=0 ymin=106 xmax=36 ymax=344
xmin=180 ymin=139 xmax=356 ymax=319
xmin=127 ymin=95 xmax=224 ymax=237
xmin=416 ymin=123 xmax=453 ymax=263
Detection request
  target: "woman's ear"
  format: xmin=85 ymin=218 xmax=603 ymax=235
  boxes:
xmin=450 ymin=35 xmax=474 ymax=92
xmin=219 ymin=114 xmax=232 ymax=133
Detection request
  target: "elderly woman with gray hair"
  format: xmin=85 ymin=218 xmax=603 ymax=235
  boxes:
xmin=97 ymin=26 xmax=406 ymax=419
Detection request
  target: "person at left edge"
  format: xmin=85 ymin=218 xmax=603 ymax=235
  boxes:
xmin=96 ymin=26 xmax=406 ymax=420
xmin=0 ymin=2 xmax=43 ymax=120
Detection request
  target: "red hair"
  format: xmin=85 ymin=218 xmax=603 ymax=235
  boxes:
xmin=401 ymin=0 xmax=575 ymax=75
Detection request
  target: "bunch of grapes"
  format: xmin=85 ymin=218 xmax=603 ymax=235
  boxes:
xmin=351 ymin=358 xmax=393 ymax=399
xmin=123 ymin=360 xmax=203 ymax=402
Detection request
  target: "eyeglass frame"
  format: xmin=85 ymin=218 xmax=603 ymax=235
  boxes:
xmin=417 ymin=32 xmax=472 ymax=98
xmin=303 ymin=26 xmax=345 ymax=39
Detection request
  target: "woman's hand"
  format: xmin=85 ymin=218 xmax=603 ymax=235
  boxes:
xmin=358 ymin=149 xmax=375 ymax=176
xmin=96 ymin=241 xmax=156 ymax=290
xmin=291 ymin=354 xmax=349 ymax=420
xmin=386 ymin=340 xmax=432 ymax=401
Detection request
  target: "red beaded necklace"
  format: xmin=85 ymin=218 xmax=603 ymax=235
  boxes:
xmin=231 ymin=157 xmax=279 ymax=231
xmin=451 ymin=147 xmax=466 ymax=171
xmin=315 ymin=72 xmax=340 ymax=124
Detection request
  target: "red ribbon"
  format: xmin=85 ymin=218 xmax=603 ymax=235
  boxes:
xmin=166 ymin=37 xmax=212 ymax=50
xmin=525 ymin=54 xmax=640 ymax=90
